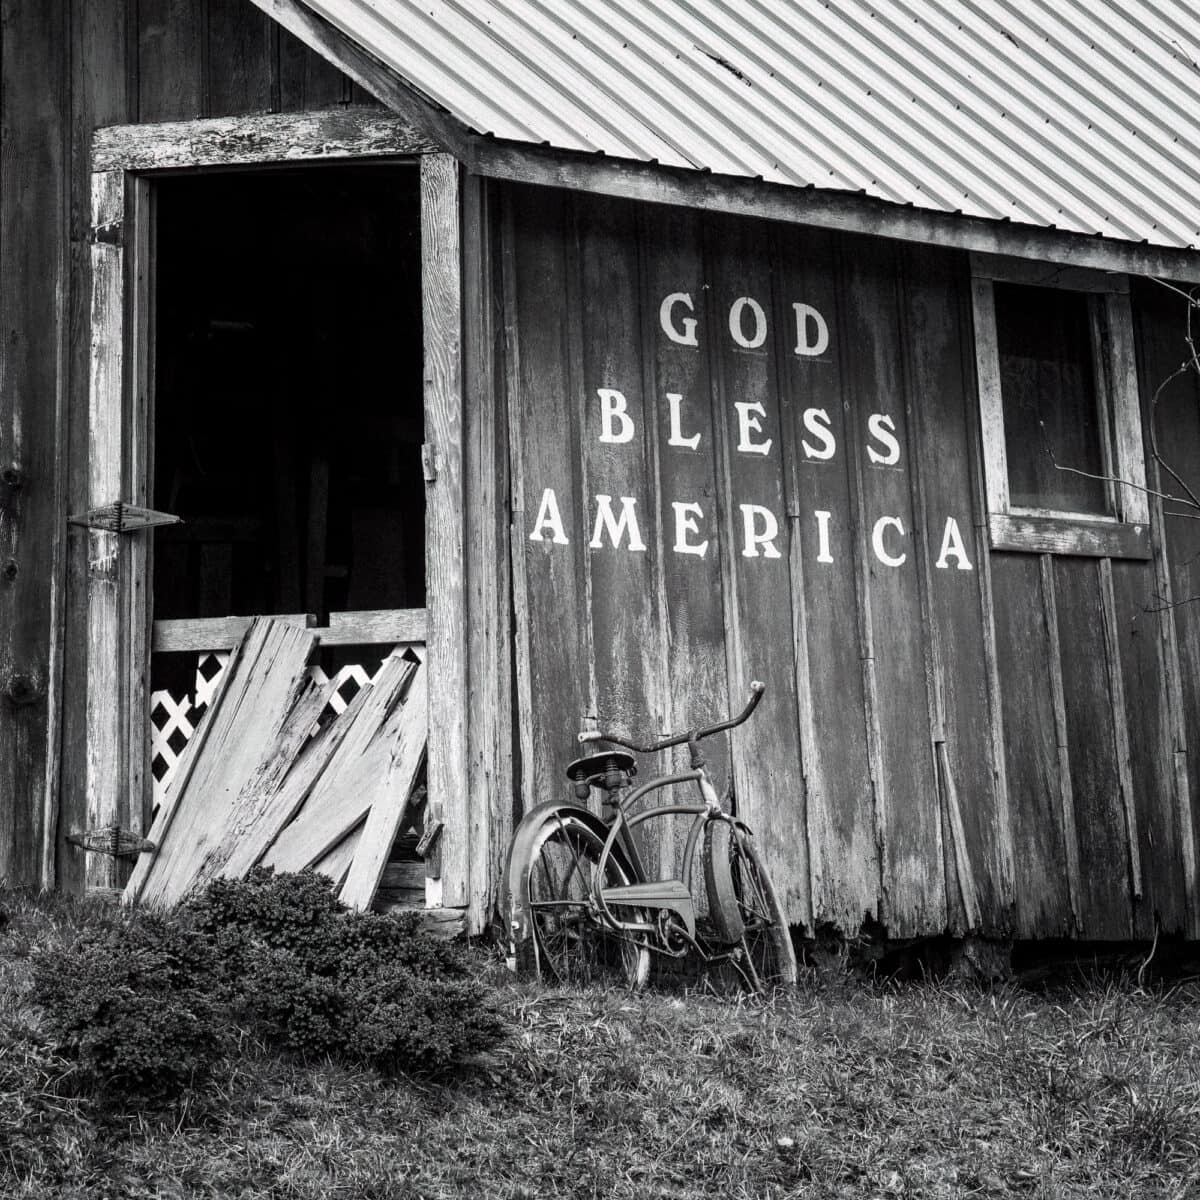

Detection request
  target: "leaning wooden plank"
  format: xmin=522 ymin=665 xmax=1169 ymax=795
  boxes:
xmin=200 ymin=673 xmax=337 ymax=886
xmin=124 ymin=619 xmax=256 ymax=903
xmin=217 ymin=672 xmax=374 ymax=880
xmin=340 ymin=669 xmax=428 ymax=911
xmin=311 ymin=825 xmax=364 ymax=891
xmin=261 ymin=654 xmax=419 ymax=873
xmin=126 ymin=617 xmax=320 ymax=908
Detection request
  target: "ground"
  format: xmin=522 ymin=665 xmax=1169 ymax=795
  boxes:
xmin=3 ymin=893 xmax=1199 ymax=1199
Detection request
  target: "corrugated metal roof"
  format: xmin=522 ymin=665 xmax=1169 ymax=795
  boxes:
xmin=296 ymin=0 xmax=1200 ymax=250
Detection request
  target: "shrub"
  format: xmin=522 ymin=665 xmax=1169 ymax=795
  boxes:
xmin=29 ymin=910 xmax=225 ymax=1100
xmin=28 ymin=871 xmax=503 ymax=1104
xmin=185 ymin=869 xmax=504 ymax=1073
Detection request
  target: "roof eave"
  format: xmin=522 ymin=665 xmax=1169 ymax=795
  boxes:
xmin=251 ymin=0 xmax=1200 ymax=285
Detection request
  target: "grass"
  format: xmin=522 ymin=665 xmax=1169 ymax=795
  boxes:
xmin=3 ymin=890 xmax=1200 ymax=1198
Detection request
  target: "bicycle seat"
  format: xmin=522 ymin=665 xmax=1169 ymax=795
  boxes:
xmin=566 ymin=749 xmax=637 ymax=785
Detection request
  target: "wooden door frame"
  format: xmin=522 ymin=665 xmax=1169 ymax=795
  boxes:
xmin=82 ymin=109 xmax=471 ymax=913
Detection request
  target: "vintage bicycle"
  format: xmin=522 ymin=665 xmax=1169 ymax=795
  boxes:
xmin=504 ymin=682 xmax=797 ymax=995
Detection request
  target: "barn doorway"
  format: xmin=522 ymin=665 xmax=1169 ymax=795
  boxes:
xmin=148 ymin=166 xmax=426 ymax=800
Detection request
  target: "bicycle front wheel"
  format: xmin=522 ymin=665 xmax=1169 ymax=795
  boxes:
xmin=519 ymin=807 xmax=651 ymax=989
xmin=703 ymin=821 xmax=797 ymax=994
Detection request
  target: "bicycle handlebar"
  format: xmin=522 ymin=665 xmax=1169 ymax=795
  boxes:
xmin=578 ymin=681 xmax=766 ymax=754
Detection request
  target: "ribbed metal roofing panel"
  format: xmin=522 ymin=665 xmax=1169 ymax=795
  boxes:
xmin=299 ymin=0 xmax=1200 ymax=250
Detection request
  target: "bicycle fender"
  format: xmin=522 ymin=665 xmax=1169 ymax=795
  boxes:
xmin=502 ymin=801 xmax=617 ymax=951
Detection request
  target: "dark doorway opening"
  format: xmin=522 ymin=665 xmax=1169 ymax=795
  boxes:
xmin=152 ymin=166 xmax=425 ymax=623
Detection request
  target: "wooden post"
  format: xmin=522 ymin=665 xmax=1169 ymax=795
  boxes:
xmin=83 ymin=170 xmax=152 ymax=894
xmin=421 ymin=152 xmax=469 ymax=912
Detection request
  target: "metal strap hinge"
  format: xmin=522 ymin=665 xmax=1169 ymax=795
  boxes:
xmin=66 ymin=824 xmax=156 ymax=859
xmin=68 ymin=501 xmax=182 ymax=534
xmin=88 ymin=219 xmax=124 ymax=246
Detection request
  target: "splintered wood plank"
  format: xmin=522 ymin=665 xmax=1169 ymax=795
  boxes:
xmin=340 ymin=669 xmax=428 ymax=910
xmin=216 ymin=675 xmax=371 ymax=881
xmin=262 ymin=655 xmax=420 ymax=873
xmin=125 ymin=617 xmax=319 ymax=908
xmin=312 ymin=826 xmax=363 ymax=891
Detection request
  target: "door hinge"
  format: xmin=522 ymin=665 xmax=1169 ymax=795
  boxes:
xmin=68 ymin=501 xmax=182 ymax=534
xmin=66 ymin=824 xmax=156 ymax=858
xmin=87 ymin=219 xmax=124 ymax=247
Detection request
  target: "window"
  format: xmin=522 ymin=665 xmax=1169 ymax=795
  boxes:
xmin=971 ymin=254 xmax=1150 ymax=558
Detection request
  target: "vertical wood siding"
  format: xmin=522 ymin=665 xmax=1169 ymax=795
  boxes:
xmin=3 ymin=0 xmax=370 ymax=889
xmin=500 ymin=181 xmax=1194 ymax=938
xmin=0 ymin=0 xmax=68 ymax=888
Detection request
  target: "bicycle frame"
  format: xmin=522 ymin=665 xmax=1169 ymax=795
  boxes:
xmin=590 ymin=765 xmax=741 ymax=951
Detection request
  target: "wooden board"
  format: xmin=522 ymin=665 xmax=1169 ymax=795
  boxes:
xmin=706 ymin=212 xmax=810 ymax=925
xmin=126 ymin=617 xmax=320 ymax=907
xmin=990 ymin=554 xmax=1075 ymax=936
xmin=900 ymin=242 xmax=1012 ymax=930
xmin=774 ymin=225 xmax=877 ymax=932
xmin=0 ymin=0 xmax=68 ymax=889
xmin=1054 ymin=558 xmax=1133 ymax=939
xmin=463 ymin=174 xmax=514 ymax=930
xmin=312 ymin=826 xmax=363 ymax=891
xmin=1131 ymin=278 xmax=1200 ymax=934
xmin=136 ymin=0 xmax=204 ymax=123
xmin=573 ymin=193 xmax=672 ymax=876
xmin=58 ymin=0 xmax=130 ymax=894
xmin=421 ymin=153 xmax=469 ymax=906
xmin=838 ymin=236 xmax=944 ymax=937
xmin=340 ymin=668 xmax=428 ymax=910
xmin=262 ymin=654 xmax=420 ymax=873
xmin=502 ymin=186 xmax=591 ymax=818
xmin=205 ymin=0 xmax=273 ymax=118
xmin=639 ymin=202 xmax=732 ymax=886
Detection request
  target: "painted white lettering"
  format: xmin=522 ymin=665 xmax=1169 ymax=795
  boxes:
xmin=671 ymin=502 xmax=709 ymax=557
xmin=801 ymin=407 xmax=836 ymax=460
xmin=866 ymin=413 xmax=901 ymax=465
xmin=597 ymin=388 xmax=635 ymax=444
xmin=660 ymin=292 xmax=699 ymax=346
xmin=590 ymin=494 xmax=647 ymax=551
xmin=735 ymin=401 xmax=773 ymax=456
xmin=740 ymin=504 xmax=781 ymax=559
xmin=871 ymin=516 xmax=907 ymax=567
xmin=729 ymin=296 xmax=767 ymax=349
xmin=530 ymin=488 xmax=569 ymax=545
xmin=792 ymin=302 xmax=830 ymax=357
xmin=935 ymin=517 xmax=973 ymax=570
xmin=814 ymin=510 xmax=834 ymax=563
xmin=666 ymin=392 xmax=701 ymax=450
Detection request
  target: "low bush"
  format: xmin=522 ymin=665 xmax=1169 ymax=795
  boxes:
xmin=186 ymin=870 xmax=504 ymax=1071
xmin=27 ymin=870 xmax=504 ymax=1107
xmin=29 ymin=910 xmax=225 ymax=1100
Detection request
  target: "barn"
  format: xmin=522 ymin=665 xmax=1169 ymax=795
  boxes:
xmin=1 ymin=0 xmax=1199 ymax=943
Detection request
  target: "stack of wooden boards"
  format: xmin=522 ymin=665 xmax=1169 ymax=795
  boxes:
xmin=124 ymin=615 xmax=427 ymax=912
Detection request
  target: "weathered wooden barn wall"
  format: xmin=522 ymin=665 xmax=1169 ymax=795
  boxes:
xmin=0 ymin=0 xmax=370 ymax=890
xmin=498 ymin=180 xmax=1198 ymax=940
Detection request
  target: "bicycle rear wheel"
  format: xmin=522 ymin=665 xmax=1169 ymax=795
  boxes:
xmin=703 ymin=821 xmax=797 ymax=994
xmin=515 ymin=807 xmax=651 ymax=989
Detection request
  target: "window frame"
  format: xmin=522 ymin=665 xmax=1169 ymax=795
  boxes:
xmin=970 ymin=252 xmax=1150 ymax=558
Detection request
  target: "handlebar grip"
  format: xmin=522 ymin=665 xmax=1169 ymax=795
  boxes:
xmin=578 ymin=730 xmax=604 ymax=744
xmin=750 ymin=680 xmax=765 ymax=694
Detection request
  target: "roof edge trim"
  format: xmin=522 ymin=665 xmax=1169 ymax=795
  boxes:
xmin=473 ymin=140 xmax=1200 ymax=284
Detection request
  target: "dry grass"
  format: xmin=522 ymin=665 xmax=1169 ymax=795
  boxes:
xmin=3 ymin=889 xmax=1200 ymax=1198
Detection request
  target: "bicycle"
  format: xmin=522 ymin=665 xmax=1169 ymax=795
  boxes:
xmin=504 ymin=682 xmax=797 ymax=995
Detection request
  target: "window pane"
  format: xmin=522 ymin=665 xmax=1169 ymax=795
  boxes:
xmin=995 ymin=282 xmax=1111 ymax=515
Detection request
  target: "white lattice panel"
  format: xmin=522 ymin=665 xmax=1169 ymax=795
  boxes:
xmin=150 ymin=651 xmax=391 ymax=808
